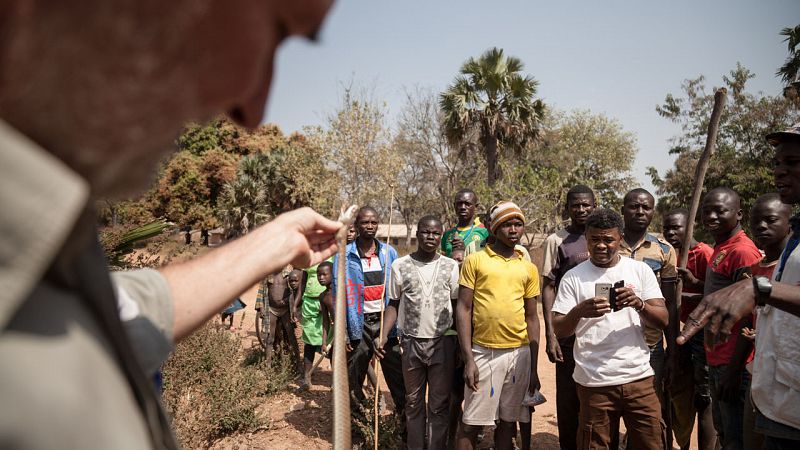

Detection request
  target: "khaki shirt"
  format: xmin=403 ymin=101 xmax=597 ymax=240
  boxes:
xmin=619 ymin=233 xmax=677 ymax=347
xmin=0 ymin=121 xmax=177 ymax=449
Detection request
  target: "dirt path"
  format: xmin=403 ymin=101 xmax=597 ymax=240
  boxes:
xmin=211 ymin=283 xmax=694 ymax=449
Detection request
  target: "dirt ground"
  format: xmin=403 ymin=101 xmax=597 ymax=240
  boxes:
xmin=209 ymin=282 xmax=695 ymax=450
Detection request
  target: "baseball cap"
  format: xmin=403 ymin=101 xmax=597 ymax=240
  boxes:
xmin=766 ymin=122 xmax=800 ymax=146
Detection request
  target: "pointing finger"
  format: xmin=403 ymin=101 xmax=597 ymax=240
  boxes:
xmin=677 ymin=303 xmax=710 ymax=345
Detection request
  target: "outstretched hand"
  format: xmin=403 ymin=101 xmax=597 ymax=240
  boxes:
xmin=677 ymin=278 xmax=755 ymax=345
xmin=269 ymin=207 xmax=342 ymax=269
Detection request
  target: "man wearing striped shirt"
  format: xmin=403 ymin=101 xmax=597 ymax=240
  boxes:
xmin=333 ymin=206 xmax=406 ymax=417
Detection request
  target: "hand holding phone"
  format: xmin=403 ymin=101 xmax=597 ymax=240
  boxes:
xmin=577 ymin=283 xmax=612 ymax=318
xmin=595 ymin=283 xmax=612 ymax=300
xmin=595 ymin=281 xmax=624 ymax=311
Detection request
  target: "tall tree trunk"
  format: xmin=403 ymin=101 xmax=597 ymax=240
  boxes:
xmin=484 ymin=134 xmax=499 ymax=186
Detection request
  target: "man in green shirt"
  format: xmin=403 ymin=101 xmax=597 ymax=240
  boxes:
xmin=442 ymin=189 xmax=489 ymax=257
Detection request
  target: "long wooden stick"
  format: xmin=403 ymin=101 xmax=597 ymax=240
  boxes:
xmin=374 ymin=184 xmax=396 ymax=450
xmin=665 ymin=87 xmax=725 ymax=450
xmin=678 ymin=88 xmax=727 ymax=270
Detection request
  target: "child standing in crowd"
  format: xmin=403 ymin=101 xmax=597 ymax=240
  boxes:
xmin=662 ymin=208 xmax=717 ymax=450
xmin=256 ymin=267 xmax=301 ymax=369
xmin=456 ymin=201 xmax=541 ymax=450
xmin=298 ymin=261 xmax=334 ymax=389
xmin=736 ymin=193 xmax=791 ymax=450
xmin=375 ymin=216 xmax=460 ymax=450
xmin=701 ymin=187 xmax=763 ymax=450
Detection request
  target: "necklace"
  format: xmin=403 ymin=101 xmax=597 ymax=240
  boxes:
xmin=457 ymin=222 xmax=476 ymax=244
xmin=411 ymin=256 xmax=441 ymax=300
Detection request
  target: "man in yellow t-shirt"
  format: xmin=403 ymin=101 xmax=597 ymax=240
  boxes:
xmin=455 ymin=201 xmax=541 ymax=450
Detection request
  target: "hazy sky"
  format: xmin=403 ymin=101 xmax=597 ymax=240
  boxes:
xmin=264 ymin=0 xmax=796 ymax=194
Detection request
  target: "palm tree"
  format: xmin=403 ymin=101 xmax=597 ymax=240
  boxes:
xmin=218 ymin=155 xmax=270 ymax=237
xmin=440 ymin=47 xmax=544 ymax=186
xmin=778 ymin=25 xmax=800 ymax=98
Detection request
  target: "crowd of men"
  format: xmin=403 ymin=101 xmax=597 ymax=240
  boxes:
xmin=256 ymin=124 xmax=799 ymax=450
xmin=2 ymin=2 xmax=799 ymax=450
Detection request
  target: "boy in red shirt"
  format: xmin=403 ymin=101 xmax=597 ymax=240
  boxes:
xmin=701 ymin=187 xmax=763 ymax=450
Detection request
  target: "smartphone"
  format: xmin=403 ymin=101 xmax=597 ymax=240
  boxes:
xmin=611 ymin=280 xmax=625 ymax=311
xmin=595 ymin=283 xmax=612 ymax=301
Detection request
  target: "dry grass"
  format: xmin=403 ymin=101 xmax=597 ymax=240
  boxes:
xmin=162 ymin=323 xmax=295 ymax=448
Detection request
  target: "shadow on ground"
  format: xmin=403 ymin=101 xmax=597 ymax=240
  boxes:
xmin=532 ymin=432 xmax=560 ymax=448
xmin=282 ymin=384 xmax=334 ymax=445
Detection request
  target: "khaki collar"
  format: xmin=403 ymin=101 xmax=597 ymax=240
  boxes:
xmin=620 ymin=233 xmax=655 ymax=253
xmin=0 ymin=120 xmax=89 ymax=328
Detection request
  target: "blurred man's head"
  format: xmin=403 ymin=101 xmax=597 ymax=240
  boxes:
xmin=767 ymin=125 xmax=800 ymax=205
xmin=0 ymin=0 xmax=333 ymax=197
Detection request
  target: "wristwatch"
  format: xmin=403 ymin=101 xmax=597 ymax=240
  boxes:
xmin=752 ymin=276 xmax=772 ymax=306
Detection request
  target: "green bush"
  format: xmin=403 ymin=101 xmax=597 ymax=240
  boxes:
xmin=162 ymin=323 xmax=294 ymax=448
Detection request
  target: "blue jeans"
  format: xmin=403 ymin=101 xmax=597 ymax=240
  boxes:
xmin=755 ymin=409 xmax=800 ymax=449
xmin=708 ymin=364 xmax=750 ymax=450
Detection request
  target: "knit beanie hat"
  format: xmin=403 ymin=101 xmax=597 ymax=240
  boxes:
xmin=488 ymin=201 xmax=525 ymax=234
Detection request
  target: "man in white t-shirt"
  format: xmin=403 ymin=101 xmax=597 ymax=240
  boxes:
xmin=376 ymin=215 xmax=460 ymax=450
xmin=553 ymin=208 xmax=668 ymax=450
